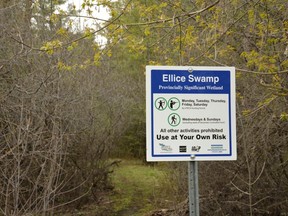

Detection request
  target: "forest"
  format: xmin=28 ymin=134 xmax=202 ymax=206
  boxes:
xmin=0 ymin=0 xmax=287 ymax=215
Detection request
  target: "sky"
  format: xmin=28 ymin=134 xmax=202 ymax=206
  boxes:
xmin=61 ymin=0 xmax=111 ymax=45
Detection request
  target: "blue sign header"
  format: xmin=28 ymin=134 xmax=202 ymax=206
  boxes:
xmin=151 ymin=70 xmax=230 ymax=94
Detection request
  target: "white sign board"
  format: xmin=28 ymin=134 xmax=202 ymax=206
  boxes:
xmin=146 ymin=66 xmax=236 ymax=161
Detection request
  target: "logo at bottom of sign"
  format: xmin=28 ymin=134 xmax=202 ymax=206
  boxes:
xmin=191 ymin=146 xmax=201 ymax=152
xmin=179 ymin=146 xmax=187 ymax=153
xmin=159 ymin=143 xmax=172 ymax=152
xmin=208 ymin=144 xmax=226 ymax=153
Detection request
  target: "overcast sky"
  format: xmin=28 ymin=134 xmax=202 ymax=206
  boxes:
xmin=61 ymin=0 xmax=110 ymax=45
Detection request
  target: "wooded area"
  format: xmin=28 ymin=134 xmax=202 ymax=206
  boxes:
xmin=0 ymin=0 xmax=287 ymax=215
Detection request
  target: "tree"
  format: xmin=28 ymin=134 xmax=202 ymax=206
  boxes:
xmin=0 ymin=0 xmax=129 ymax=214
xmin=104 ymin=0 xmax=288 ymax=215
xmin=1 ymin=0 xmax=287 ymax=214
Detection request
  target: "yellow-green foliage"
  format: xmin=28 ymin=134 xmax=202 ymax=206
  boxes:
xmin=40 ymin=40 xmax=63 ymax=54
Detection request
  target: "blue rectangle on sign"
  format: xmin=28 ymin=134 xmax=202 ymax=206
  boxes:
xmin=151 ymin=70 xmax=230 ymax=94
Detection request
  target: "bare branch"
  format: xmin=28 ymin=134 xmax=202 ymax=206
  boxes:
xmin=124 ymin=0 xmax=220 ymax=27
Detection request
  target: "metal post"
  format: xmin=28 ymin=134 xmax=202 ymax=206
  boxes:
xmin=188 ymin=161 xmax=199 ymax=216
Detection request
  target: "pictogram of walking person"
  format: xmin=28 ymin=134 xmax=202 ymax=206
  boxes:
xmin=171 ymin=115 xmax=177 ymax=125
xmin=168 ymin=113 xmax=180 ymax=126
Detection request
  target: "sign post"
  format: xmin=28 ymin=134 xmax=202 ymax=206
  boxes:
xmin=189 ymin=161 xmax=199 ymax=216
xmin=146 ymin=66 xmax=236 ymax=215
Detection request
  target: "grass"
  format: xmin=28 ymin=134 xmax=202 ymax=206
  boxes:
xmin=109 ymin=159 xmax=180 ymax=216
xmin=57 ymin=159 xmax=185 ymax=216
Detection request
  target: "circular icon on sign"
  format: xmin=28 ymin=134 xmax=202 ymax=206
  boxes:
xmin=168 ymin=97 xmax=180 ymax=111
xmin=168 ymin=113 xmax=181 ymax=127
xmin=155 ymin=97 xmax=167 ymax=111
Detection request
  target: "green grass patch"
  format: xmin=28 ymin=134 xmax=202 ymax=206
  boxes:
xmin=46 ymin=159 xmax=186 ymax=216
xmin=110 ymin=159 xmax=180 ymax=216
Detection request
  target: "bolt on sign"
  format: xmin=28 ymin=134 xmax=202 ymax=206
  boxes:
xmin=146 ymin=66 xmax=237 ymax=161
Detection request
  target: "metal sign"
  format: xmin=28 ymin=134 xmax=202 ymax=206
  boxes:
xmin=146 ymin=66 xmax=236 ymax=161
